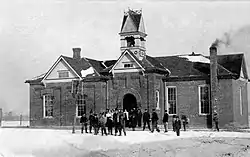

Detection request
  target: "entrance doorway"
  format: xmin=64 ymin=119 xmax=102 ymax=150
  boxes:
xmin=123 ymin=93 xmax=137 ymax=112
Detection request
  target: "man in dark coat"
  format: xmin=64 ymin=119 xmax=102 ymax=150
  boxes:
xmin=118 ymin=110 xmax=126 ymax=136
xmin=106 ymin=109 xmax=113 ymax=135
xmin=175 ymin=116 xmax=181 ymax=136
xmin=131 ymin=108 xmax=137 ymax=131
xmin=93 ymin=113 xmax=99 ymax=135
xmin=137 ymin=109 xmax=142 ymax=127
xmin=80 ymin=113 xmax=88 ymax=133
xmin=151 ymin=109 xmax=160 ymax=133
xmin=142 ymin=109 xmax=151 ymax=131
xmin=213 ymin=112 xmax=219 ymax=131
xmin=89 ymin=110 xmax=95 ymax=133
xmin=162 ymin=110 xmax=169 ymax=132
xmin=113 ymin=109 xmax=119 ymax=136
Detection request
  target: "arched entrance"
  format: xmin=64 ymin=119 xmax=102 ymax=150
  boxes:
xmin=123 ymin=93 xmax=137 ymax=112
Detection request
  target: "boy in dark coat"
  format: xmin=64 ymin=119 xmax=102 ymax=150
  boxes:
xmin=142 ymin=109 xmax=151 ymax=131
xmin=163 ymin=110 xmax=169 ymax=132
xmin=80 ymin=113 xmax=88 ymax=133
xmin=151 ymin=109 xmax=160 ymax=133
xmin=106 ymin=109 xmax=113 ymax=135
xmin=137 ymin=109 xmax=142 ymax=127
xmin=181 ymin=115 xmax=188 ymax=131
xmin=172 ymin=115 xmax=176 ymax=132
xmin=118 ymin=110 xmax=126 ymax=136
xmin=175 ymin=116 xmax=181 ymax=136
xmin=213 ymin=112 xmax=219 ymax=131
xmin=89 ymin=111 xmax=95 ymax=133
xmin=113 ymin=109 xmax=119 ymax=136
xmin=99 ymin=113 xmax=107 ymax=136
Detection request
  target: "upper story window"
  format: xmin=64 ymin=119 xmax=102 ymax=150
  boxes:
xmin=198 ymin=85 xmax=210 ymax=115
xmin=58 ymin=70 xmax=69 ymax=78
xmin=125 ymin=36 xmax=135 ymax=47
xmin=239 ymin=87 xmax=243 ymax=115
xmin=124 ymin=63 xmax=134 ymax=68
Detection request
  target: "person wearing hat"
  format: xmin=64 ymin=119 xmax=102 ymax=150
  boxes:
xmin=213 ymin=112 xmax=219 ymax=131
xmin=142 ymin=108 xmax=151 ymax=131
xmin=151 ymin=109 xmax=160 ymax=133
xmin=175 ymin=116 xmax=181 ymax=136
xmin=89 ymin=110 xmax=95 ymax=133
xmin=163 ymin=110 xmax=169 ymax=132
xmin=93 ymin=113 xmax=99 ymax=135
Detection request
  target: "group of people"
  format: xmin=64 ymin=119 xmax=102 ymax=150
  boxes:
xmin=79 ymin=108 xmax=198 ymax=137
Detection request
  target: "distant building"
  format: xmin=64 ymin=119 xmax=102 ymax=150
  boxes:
xmin=25 ymin=9 xmax=249 ymax=128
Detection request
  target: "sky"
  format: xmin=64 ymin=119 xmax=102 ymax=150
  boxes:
xmin=0 ymin=0 xmax=250 ymax=115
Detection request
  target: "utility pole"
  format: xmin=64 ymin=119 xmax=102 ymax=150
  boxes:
xmin=72 ymin=80 xmax=80 ymax=134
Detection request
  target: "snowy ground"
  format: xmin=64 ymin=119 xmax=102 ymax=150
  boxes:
xmin=0 ymin=128 xmax=250 ymax=157
xmin=1 ymin=121 xmax=29 ymax=127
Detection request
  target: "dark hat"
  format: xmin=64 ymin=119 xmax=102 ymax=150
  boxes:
xmin=165 ymin=110 xmax=168 ymax=112
xmin=152 ymin=109 xmax=155 ymax=111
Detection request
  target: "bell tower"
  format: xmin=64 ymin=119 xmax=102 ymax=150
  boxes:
xmin=119 ymin=9 xmax=147 ymax=60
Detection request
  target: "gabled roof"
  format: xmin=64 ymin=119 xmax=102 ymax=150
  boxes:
xmin=26 ymin=50 xmax=248 ymax=84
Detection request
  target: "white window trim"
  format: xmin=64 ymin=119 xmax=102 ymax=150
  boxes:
xmin=239 ymin=87 xmax=243 ymax=116
xmin=198 ymin=85 xmax=210 ymax=116
xmin=43 ymin=95 xmax=53 ymax=118
xmin=165 ymin=86 xmax=177 ymax=115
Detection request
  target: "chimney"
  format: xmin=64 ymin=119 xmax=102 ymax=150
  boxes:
xmin=73 ymin=48 xmax=81 ymax=60
xmin=210 ymin=44 xmax=218 ymax=116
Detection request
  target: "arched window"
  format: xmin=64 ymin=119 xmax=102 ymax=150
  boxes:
xmin=156 ymin=90 xmax=160 ymax=109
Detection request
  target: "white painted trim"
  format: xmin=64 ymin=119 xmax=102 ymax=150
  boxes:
xmin=41 ymin=56 xmax=82 ymax=83
xmin=109 ymin=49 xmax=145 ymax=73
xmin=165 ymin=86 xmax=177 ymax=115
xmin=198 ymin=84 xmax=210 ymax=115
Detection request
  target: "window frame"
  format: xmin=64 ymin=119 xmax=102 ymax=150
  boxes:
xmin=165 ymin=86 xmax=177 ymax=115
xmin=58 ymin=70 xmax=69 ymax=78
xmin=123 ymin=63 xmax=134 ymax=68
xmin=155 ymin=90 xmax=160 ymax=110
xmin=198 ymin=84 xmax=210 ymax=115
xmin=239 ymin=87 xmax=243 ymax=116
xmin=76 ymin=94 xmax=86 ymax=117
xmin=43 ymin=95 xmax=54 ymax=118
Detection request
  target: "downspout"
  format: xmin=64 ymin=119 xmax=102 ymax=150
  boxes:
xmin=147 ymin=75 xmax=149 ymax=110
xmin=106 ymin=80 xmax=109 ymax=109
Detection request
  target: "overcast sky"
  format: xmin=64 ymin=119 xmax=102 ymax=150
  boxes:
xmin=0 ymin=0 xmax=250 ymax=115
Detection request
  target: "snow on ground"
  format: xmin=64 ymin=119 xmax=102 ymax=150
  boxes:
xmin=178 ymin=55 xmax=210 ymax=63
xmin=0 ymin=128 xmax=250 ymax=157
xmin=1 ymin=121 xmax=29 ymax=127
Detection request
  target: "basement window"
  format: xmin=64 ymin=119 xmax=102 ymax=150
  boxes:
xmin=124 ymin=63 xmax=134 ymax=68
xmin=198 ymin=85 xmax=210 ymax=115
xmin=58 ymin=70 xmax=69 ymax=78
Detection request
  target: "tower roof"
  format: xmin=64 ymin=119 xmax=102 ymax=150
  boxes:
xmin=120 ymin=9 xmax=146 ymax=35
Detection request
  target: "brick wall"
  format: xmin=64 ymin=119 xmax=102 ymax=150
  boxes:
xmin=232 ymin=79 xmax=249 ymax=127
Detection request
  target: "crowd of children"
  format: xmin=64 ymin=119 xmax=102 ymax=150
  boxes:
xmin=80 ymin=108 xmax=192 ymax=137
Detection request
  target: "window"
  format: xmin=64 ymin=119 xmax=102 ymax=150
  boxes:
xmin=124 ymin=63 xmax=134 ymax=68
xmin=76 ymin=94 xmax=86 ymax=117
xmin=58 ymin=70 xmax=69 ymax=78
xmin=156 ymin=90 xmax=160 ymax=109
xmin=125 ymin=36 xmax=135 ymax=47
xmin=240 ymin=87 xmax=243 ymax=115
xmin=198 ymin=85 xmax=210 ymax=115
xmin=166 ymin=87 xmax=177 ymax=114
xmin=43 ymin=95 xmax=54 ymax=118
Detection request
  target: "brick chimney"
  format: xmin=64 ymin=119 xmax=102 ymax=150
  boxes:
xmin=210 ymin=45 xmax=218 ymax=115
xmin=73 ymin=48 xmax=81 ymax=60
